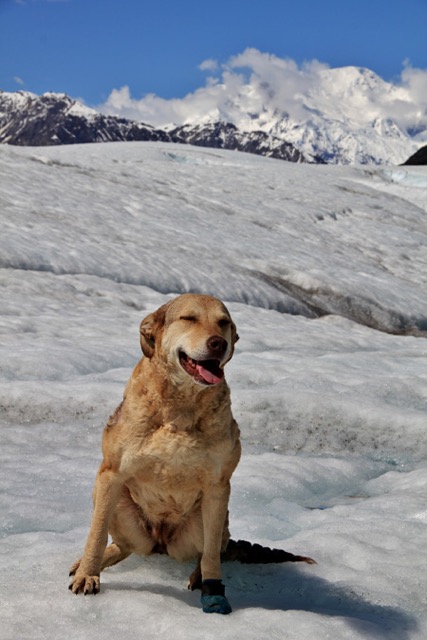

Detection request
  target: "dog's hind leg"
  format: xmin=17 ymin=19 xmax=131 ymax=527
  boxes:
xmin=188 ymin=557 xmax=202 ymax=591
xmin=69 ymin=542 xmax=130 ymax=578
xmin=101 ymin=542 xmax=130 ymax=570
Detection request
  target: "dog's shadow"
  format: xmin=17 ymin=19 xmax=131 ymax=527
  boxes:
xmin=225 ymin=563 xmax=417 ymax=638
xmin=104 ymin=558 xmax=417 ymax=638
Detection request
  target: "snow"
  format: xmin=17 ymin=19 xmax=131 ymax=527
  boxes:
xmin=65 ymin=99 xmax=98 ymax=120
xmin=1 ymin=141 xmax=427 ymax=639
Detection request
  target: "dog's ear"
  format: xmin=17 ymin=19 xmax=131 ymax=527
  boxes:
xmin=140 ymin=302 xmax=169 ymax=358
xmin=231 ymin=321 xmax=239 ymax=345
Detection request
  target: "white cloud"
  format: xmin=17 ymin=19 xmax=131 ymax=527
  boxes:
xmin=198 ymin=58 xmax=219 ymax=72
xmin=13 ymin=76 xmax=24 ymax=86
xmin=99 ymin=49 xmax=330 ymax=126
xmin=98 ymin=48 xmax=427 ymax=136
xmin=400 ymin=62 xmax=427 ymax=116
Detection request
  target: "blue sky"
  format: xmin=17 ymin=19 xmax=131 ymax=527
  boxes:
xmin=1 ymin=0 xmax=427 ymax=108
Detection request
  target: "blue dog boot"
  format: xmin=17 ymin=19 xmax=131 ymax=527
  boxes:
xmin=200 ymin=579 xmax=232 ymax=614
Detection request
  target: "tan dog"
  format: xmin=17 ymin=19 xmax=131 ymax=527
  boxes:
xmin=69 ymin=293 xmax=241 ymax=613
xmin=69 ymin=293 xmax=314 ymax=614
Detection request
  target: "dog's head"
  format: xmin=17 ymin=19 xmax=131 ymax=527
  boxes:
xmin=139 ymin=294 xmax=239 ymax=387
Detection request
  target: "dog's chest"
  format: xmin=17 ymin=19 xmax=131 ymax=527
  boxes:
xmin=124 ymin=421 xmax=226 ymax=486
xmin=123 ymin=424 xmax=226 ymax=521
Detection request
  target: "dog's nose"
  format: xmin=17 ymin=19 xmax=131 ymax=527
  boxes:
xmin=207 ymin=335 xmax=228 ymax=358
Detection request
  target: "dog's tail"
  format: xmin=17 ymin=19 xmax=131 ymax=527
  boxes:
xmin=221 ymin=539 xmax=316 ymax=565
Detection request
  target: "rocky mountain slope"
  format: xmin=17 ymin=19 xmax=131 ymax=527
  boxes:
xmin=168 ymin=121 xmax=318 ymax=162
xmin=0 ymin=91 xmax=169 ymax=146
xmin=404 ymin=144 xmax=427 ymax=165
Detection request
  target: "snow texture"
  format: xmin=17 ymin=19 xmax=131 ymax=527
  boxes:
xmin=1 ymin=142 xmax=427 ymax=639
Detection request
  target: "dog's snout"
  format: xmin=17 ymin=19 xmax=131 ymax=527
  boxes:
xmin=207 ymin=335 xmax=228 ymax=358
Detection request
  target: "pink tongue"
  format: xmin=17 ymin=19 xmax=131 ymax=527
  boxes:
xmin=196 ymin=364 xmax=222 ymax=385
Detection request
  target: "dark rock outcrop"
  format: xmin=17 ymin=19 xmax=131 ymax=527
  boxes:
xmin=403 ymin=145 xmax=427 ymax=165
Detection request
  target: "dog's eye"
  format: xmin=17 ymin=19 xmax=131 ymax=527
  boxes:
xmin=218 ymin=318 xmax=230 ymax=328
xmin=180 ymin=315 xmax=198 ymax=323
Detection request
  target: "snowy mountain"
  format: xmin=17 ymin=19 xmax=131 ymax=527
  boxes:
xmin=0 ymin=90 xmax=310 ymax=163
xmin=1 ymin=141 xmax=427 ymax=638
xmin=169 ymin=120 xmax=318 ymax=163
xmin=0 ymin=90 xmax=170 ymax=146
xmin=101 ymin=59 xmax=427 ymax=165
xmin=3 ymin=62 xmax=427 ymax=165
xmin=175 ymin=66 xmax=424 ymax=165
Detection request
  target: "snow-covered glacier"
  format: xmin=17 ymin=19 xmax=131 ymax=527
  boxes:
xmin=1 ymin=142 xmax=427 ymax=639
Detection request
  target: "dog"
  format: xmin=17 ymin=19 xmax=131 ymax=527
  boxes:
xmin=69 ymin=293 xmax=314 ymax=614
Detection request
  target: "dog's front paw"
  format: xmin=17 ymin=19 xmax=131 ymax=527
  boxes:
xmin=200 ymin=579 xmax=232 ymax=614
xmin=69 ymin=572 xmax=100 ymax=595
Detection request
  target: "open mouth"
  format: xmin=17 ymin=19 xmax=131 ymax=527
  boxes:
xmin=179 ymin=351 xmax=224 ymax=385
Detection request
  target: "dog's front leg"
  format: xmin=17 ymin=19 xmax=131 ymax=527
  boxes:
xmin=200 ymin=482 xmax=232 ymax=614
xmin=69 ymin=465 xmax=123 ymax=595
